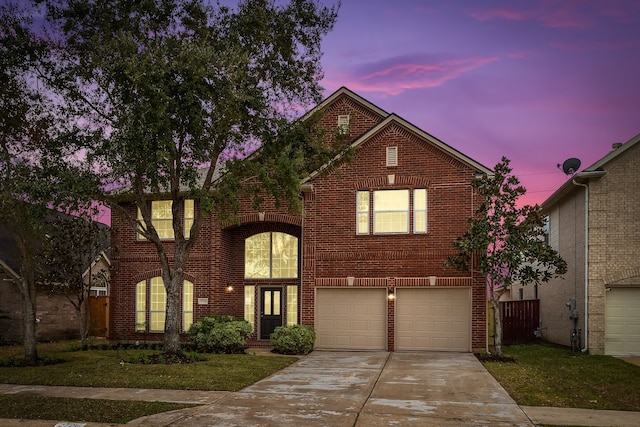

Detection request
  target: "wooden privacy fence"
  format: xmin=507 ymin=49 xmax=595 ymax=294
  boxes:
xmin=501 ymin=300 xmax=539 ymax=345
xmin=89 ymin=296 xmax=109 ymax=337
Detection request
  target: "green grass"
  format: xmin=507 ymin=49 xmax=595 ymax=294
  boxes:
xmin=0 ymin=341 xmax=299 ymax=424
xmin=0 ymin=341 xmax=298 ymax=391
xmin=0 ymin=395 xmax=195 ymax=424
xmin=481 ymin=343 xmax=640 ymax=411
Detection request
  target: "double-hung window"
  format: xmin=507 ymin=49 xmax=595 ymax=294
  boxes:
xmin=357 ymin=189 xmax=427 ymax=235
xmin=374 ymin=189 xmax=409 ymax=233
xmin=138 ymin=199 xmax=194 ymax=240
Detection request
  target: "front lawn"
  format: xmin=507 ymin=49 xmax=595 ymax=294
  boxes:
xmin=0 ymin=395 xmax=195 ymax=424
xmin=481 ymin=343 xmax=640 ymax=411
xmin=0 ymin=340 xmax=298 ymax=423
xmin=0 ymin=341 xmax=298 ymax=391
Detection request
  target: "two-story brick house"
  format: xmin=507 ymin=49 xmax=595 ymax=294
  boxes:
xmin=109 ymin=87 xmax=492 ymax=352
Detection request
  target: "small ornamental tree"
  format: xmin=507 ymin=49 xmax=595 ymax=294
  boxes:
xmin=42 ymin=212 xmax=109 ymax=350
xmin=447 ymin=157 xmax=567 ymax=356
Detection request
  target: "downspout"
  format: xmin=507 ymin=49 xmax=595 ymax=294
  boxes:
xmin=572 ymin=179 xmax=588 ymax=352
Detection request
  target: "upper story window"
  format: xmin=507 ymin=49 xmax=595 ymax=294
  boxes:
xmin=245 ymin=232 xmax=298 ymax=279
xmin=137 ymin=199 xmax=194 ymax=240
xmin=337 ymin=115 xmax=350 ymax=135
xmin=356 ymin=189 xmax=427 ymax=235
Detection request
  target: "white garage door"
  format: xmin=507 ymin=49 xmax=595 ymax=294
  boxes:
xmin=396 ymin=287 xmax=471 ymax=352
xmin=605 ymin=287 xmax=640 ymax=356
xmin=315 ymin=288 xmax=386 ymax=350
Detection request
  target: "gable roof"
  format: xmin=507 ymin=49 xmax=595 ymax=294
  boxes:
xmin=301 ymin=86 xmax=388 ymax=121
xmin=0 ymin=226 xmax=21 ymax=278
xmin=303 ymin=88 xmax=493 ymax=182
xmin=114 ymin=86 xmax=493 ymax=197
xmin=542 ymin=132 xmax=640 ymax=211
xmin=0 ymin=211 xmax=111 ymax=281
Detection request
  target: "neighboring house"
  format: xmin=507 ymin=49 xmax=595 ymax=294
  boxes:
xmin=0 ymin=219 xmax=110 ymax=343
xmin=109 ymin=87 xmax=492 ymax=352
xmin=514 ymin=133 xmax=640 ymax=356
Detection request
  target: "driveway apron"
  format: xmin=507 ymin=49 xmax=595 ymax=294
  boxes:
xmin=130 ymin=351 xmax=534 ymax=426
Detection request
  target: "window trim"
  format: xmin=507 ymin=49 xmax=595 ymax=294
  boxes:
xmin=337 ymin=114 xmax=350 ymax=135
xmin=413 ymin=188 xmax=428 ymax=234
xmin=137 ymin=199 xmax=194 ymax=241
xmin=356 ymin=188 xmax=428 ymax=235
xmin=135 ymin=281 xmax=146 ymax=332
xmin=134 ymin=277 xmax=194 ymax=333
xmin=356 ymin=191 xmax=370 ymax=235
xmin=149 ymin=277 xmax=166 ymax=332
xmin=373 ymin=189 xmax=410 ymax=234
xmin=244 ymin=232 xmax=299 ymax=279
xmin=286 ymin=285 xmax=299 ymax=326
xmin=183 ymin=280 xmax=194 ymax=332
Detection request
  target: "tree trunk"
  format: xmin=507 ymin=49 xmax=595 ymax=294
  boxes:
xmin=21 ymin=276 xmax=38 ymax=363
xmin=163 ymin=274 xmax=182 ymax=354
xmin=78 ymin=301 xmax=88 ymax=350
xmin=491 ymin=298 xmax=503 ymax=356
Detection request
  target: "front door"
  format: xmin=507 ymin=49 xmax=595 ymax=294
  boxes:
xmin=260 ymin=288 xmax=283 ymax=339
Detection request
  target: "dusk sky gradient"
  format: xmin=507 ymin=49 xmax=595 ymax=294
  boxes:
xmin=318 ymin=0 xmax=640 ymax=206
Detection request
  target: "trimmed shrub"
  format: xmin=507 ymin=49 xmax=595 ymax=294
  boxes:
xmin=270 ymin=324 xmax=316 ymax=355
xmin=188 ymin=316 xmax=253 ymax=354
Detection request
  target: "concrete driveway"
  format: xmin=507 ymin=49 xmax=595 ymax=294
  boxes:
xmin=131 ymin=351 xmax=534 ymax=426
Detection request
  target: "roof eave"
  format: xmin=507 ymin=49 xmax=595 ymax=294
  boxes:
xmin=541 ymin=170 xmax=606 ymax=213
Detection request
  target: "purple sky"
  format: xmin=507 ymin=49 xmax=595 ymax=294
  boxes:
xmin=318 ymin=0 xmax=640 ymax=206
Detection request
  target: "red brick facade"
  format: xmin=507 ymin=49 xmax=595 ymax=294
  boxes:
xmin=109 ymin=87 xmax=490 ymax=352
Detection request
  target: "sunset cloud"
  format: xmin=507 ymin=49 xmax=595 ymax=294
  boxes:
xmin=315 ymin=0 xmax=639 ymax=207
xmin=341 ymin=55 xmax=499 ymax=95
xmin=468 ymin=3 xmax=593 ymax=29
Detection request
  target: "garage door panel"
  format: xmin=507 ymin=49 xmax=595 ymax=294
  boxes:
xmin=315 ymin=288 xmax=386 ymax=350
xmin=396 ymin=288 xmax=471 ymax=352
xmin=606 ymin=288 xmax=640 ymax=356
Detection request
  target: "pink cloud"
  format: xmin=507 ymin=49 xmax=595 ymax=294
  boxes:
xmin=468 ymin=8 xmax=527 ymax=21
xmin=506 ymin=50 xmax=536 ymax=59
xmin=339 ymin=56 xmax=499 ymax=96
xmin=550 ymin=38 xmax=640 ymax=53
xmin=468 ymin=3 xmax=593 ymax=29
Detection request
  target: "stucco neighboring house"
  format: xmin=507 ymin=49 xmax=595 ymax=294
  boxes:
xmin=514 ymin=133 xmax=640 ymax=356
xmin=109 ymin=87 xmax=493 ymax=352
xmin=0 ymin=219 xmax=110 ymax=343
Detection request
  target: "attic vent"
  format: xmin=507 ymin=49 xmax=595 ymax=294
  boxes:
xmin=386 ymin=146 xmax=398 ymax=167
xmin=337 ymin=115 xmax=350 ymax=135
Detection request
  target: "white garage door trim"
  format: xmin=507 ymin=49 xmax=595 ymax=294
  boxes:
xmin=315 ymin=288 xmax=387 ymax=350
xmin=396 ymin=287 xmax=471 ymax=352
xmin=605 ymin=287 xmax=640 ymax=356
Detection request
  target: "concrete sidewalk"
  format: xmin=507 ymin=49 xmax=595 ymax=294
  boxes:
xmin=1 ymin=351 xmax=639 ymax=426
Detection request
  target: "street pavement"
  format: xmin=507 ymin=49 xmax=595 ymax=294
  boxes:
xmin=1 ymin=351 xmax=639 ymax=426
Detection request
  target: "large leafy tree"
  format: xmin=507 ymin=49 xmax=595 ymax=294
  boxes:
xmin=0 ymin=2 xmax=100 ymax=363
xmin=447 ymin=157 xmax=567 ymax=356
xmin=38 ymin=0 xmax=342 ymax=355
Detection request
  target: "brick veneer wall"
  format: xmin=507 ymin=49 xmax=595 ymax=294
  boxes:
xmin=301 ymin=100 xmax=487 ymax=352
xmin=0 ymin=276 xmax=80 ymax=343
xmin=109 ymin=91 xmax=488 ymax=351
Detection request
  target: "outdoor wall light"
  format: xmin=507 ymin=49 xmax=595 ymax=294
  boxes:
xmin=388 ymin=290 xmax=395 ymax=300
xmin=225 ymin=284 xmax=234 ymax=293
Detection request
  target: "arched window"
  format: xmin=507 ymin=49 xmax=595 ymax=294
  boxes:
xmin=244 ymin=232 xmax=298 ymax=279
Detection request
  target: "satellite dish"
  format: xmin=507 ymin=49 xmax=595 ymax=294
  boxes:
xmin=559 ymin=158 xmax=581 ymax=175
